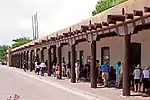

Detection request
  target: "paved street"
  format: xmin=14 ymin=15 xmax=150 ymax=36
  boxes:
xmin=0 ymin=65 xmax=88 ymax=100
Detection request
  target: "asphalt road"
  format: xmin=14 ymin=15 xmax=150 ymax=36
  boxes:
xmin=0 ymin=65 xmax=87 ymax=100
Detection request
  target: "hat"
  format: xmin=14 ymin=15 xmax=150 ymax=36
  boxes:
xmin=135 ymin=64 xmax=141 ymax=68
xmin=145 ymin=66 xmax=149 ymax=70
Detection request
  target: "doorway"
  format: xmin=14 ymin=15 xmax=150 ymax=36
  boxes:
xmin=130 ymin=43 xmax=141 ymax=67
xmin=101 ymin=47 xmax=110 ymax=65
xmin=79 ymin=50 xmax=84 ymax=67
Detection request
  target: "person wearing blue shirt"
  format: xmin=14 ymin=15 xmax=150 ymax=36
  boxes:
xmin=101 ymin=62 xmax=110 ymax=87
xmin=114 ymin=61 xmax=121 ymax=88
xmin=66 ymin=62 xmax=71 ymax=78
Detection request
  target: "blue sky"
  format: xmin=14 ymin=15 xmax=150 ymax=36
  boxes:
xmin=0 ymin=0 xmax=99 ymax=45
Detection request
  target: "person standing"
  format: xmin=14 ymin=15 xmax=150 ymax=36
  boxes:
xmin=52 ymin=63 xmax=56 ymax=77
xmin=132 ymin=64 xmax=142 ymax=92
xmin=114 ymin=61 xmax=121 ymax=88
xmin=75 ymin=60 xmax=80 ymax=82
xmin=119 ymin=63 xmax=123 ymax=88
xmin=142 ymin=66 xmax=150 ymax=93
xmin=101 ymin=62 xmax=110 ymax=87
xmin=66 ymin=62 xmax=71 ymax=78
xmin=36 ymin=62 xmax=40 ymax=75
xmin=56 ymin=64 xmax=60 ymax=79
xmin=40 ymin=61 xmax=46 ymax=76
xmin=34 ymin=61 xmax=38 ymax=73
xmin=96 ymin=60 xmax=100 ymax=82
xmin=22 ymin=60 xmax=26 ymax=72
xmin=62 ymin=62 xmax=66 ymax=77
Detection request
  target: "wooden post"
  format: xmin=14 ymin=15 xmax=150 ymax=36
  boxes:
xmin=71 ymin=44 xmax=76 ymax=83
xmin=122 ymin=34 xmax=131 ymax=96
xmin=40 ymin=48 xmax=44 ymax=62
xmin=57 ymin=46 xmax=62 ymax=79
xmin=26 ymin=51 xmax=29 ymax=70
xmin=20 ymin=53 xmax=22 ymax=69
xmin=47 ymin=47 xmax=52 ymax=76
xmin=91 ymin=40 xmax=97 ymax=88
xmin=30 ymin=51 xmax=33 ymax=71
xmin=18 ymin=53 xmax=20 ymax=68
xmin=53 ymin=45 xmax=57 ymax=63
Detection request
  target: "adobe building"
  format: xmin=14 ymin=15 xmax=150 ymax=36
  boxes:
xmin=8 ymin=0 xmax=150 ymax=96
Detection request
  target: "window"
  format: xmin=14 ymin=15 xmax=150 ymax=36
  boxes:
xmin=101 ymin=47 xmax=110 ymax=65
xmin=79 ymin=50 xmax=84 ymax=65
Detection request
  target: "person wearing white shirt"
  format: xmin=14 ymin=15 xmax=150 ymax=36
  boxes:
xmin=132 ymin=65 xmax=142 ymax=92
xmin=52 ymin=63 xmax=56 ymax=77
xmin=40 ymin=61 xmax=46 ymax=76
xmin=142 ymin=66 xmax=150 ymax=93
xmin=35 ymin=62 xmax=40 ymax=75
xmin=75 ymin=60 xmax=80 ymax=82
xmin=34 ymin=61 xmax=38 ymax=73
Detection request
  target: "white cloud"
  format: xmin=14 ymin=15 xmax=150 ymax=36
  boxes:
xmin=0 ymin=0 xmax=98 ymax=45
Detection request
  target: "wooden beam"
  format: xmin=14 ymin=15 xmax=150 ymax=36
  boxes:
xmin=75 ymin=38 xmax=86 ymax=44
xmin=94 ymin=23 xmax=102 ymax=28
xmin=35 ymin=42 xmax=39 ymax=45
xmin=24 ymin=46 xmax=28 ymax=48
xmin=144 ymin=7 xmax=150 ymax=12
xmin=133 ymin=10 xmax=143 ymax=16
xmin=107 ymin=15 xmax=125 ymax=22
xmin=50 ymin=37 xmax=56 ymax=41
xmin=81 ymin=25 xmax=89 ymax=32
xmin=61 ymin=42 xmax=68 ymax=46
xmin=97 ymin=31 xmax=118 ymax=41
xmin=102 ymin=22 xmax=109 ymax=26
xmin=63 ymin=32 xmax=68 ymax=37
xmin=125 ymin=13 xmax=134 ymax=19
xmin=42 ymin=40 xmax=47 ymax=43
xmin=68 ymin=32 xmax=74 ymax=36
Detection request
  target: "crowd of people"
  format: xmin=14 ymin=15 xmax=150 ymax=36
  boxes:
xmin=22 ymin=59 xmax=150 ymax=94
xmin=100 ymin=61 xmax=150 ymax=93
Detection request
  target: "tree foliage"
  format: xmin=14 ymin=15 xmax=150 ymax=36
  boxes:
xmin=12 ymin=37 xmax=32 ymax=48
xmin=92 ymin=0 xmax=127 ymax=16
xmin=0 ymin=37 xmax=31 ymax=61
xmin=0 ymin=45 xmax=10 ymax=61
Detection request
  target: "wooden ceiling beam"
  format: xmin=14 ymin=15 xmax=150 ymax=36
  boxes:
xmin=133 ymin=10 xmax=143 ymax=16
xmin=102 ymin=22 xmax=109 ymax=26
xmin=107 ymin=15 xmax=125 ymax=22
xmin=144 ymin=7 xmax=150 ymax=12
xmin=125 ymin=13 xmax=134 ymax=19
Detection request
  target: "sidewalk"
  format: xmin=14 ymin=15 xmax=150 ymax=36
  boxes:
xmin=12 ymin=67 xmax=150 ymax=100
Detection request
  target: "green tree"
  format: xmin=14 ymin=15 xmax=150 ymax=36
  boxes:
xmin=92 ymin=0 xmax=127 ymax=16
xmin=0 ymin=45 xmax=10 ymax=61
xmin=12 ymin=37 xmax=32 ymax=48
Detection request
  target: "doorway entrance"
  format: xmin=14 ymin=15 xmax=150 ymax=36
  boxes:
xmin=130 ymin=43 xmax=141 ymax=67
xmin=79 ymin=50 xmax=84 ymax=65
xmin=101 ymin=47 xmax=110 ymax=65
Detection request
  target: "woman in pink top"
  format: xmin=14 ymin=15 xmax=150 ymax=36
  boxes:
xmin=56 ymin=64 xmax=60 ymax=79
